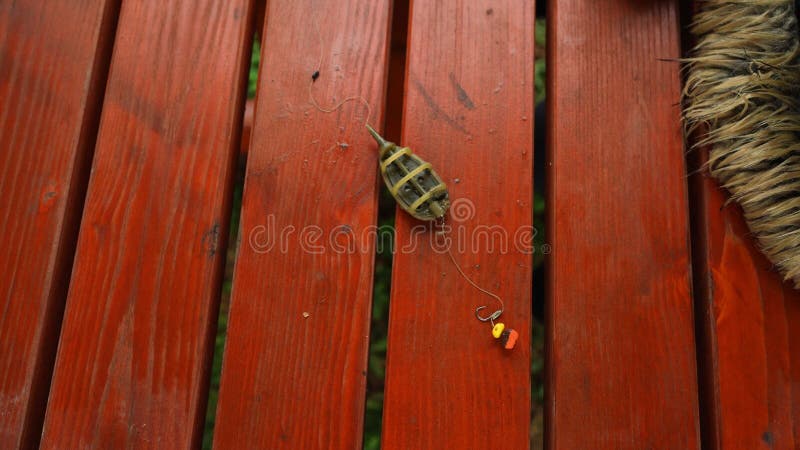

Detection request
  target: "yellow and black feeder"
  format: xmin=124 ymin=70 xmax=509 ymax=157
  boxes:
xmin=367 ymin=125 xmax=450 ymax=221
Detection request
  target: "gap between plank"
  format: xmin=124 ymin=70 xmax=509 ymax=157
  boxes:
xmin=362 ymin=1 xmax=410 ymax=448
xmin=200 ymin=8 xmax=263 ymax=446
xmin=23 ymin=1 xmax=122 ymax=447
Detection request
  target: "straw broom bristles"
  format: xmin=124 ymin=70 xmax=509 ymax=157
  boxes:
xmin=683 ymin=0 xmax=800 ymax=287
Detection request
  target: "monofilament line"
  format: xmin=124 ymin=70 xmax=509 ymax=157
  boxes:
xmin=437 ymin=217 xmax=506 ymax=322
xmin=307 ymin=16 xmax=373 ymax=129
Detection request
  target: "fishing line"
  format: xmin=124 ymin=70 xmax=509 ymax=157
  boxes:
xmin=307 ymin=17 xmax=373 ymax=129
xmin=436 ymin=217 xmax=506 ymax=326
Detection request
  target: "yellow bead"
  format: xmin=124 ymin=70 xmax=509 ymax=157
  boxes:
xmin=492 ymin=323 xmax=505 ymax=339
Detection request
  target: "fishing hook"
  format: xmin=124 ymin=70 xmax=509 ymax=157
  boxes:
xmin=475 ymin=305 xmax=503 ymax=326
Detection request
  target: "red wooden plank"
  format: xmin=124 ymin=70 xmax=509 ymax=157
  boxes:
xmin=789 ymin=299 xmax=800 ymax=444
xmin=39 ymin=1 xmax=254 ymax=447
xmin=0 ymin=1 xmax=118 ymax=447
xmin=381 ymin=1 xmax=534 ymax=447
xmin=547 ymin=1 xmax=700 ymax=448
xmin=691 ymin=145 xmax=800 ymax=449
xmin=212 ymin=0 xmax=392 ymax=447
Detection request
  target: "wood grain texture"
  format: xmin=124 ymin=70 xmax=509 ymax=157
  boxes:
xmin=381 ymin=0 xmax=534 ymax=447
xmin=546 ymin=1 xmax=700 ymax=448
xmin=789 ymin=298 xmax=800 ymax=445
xmin=691 ymin=150 xmax=800 ymax=450
xmin=212 ymin=0 xmax=392 ymax=447
xmin=0 ymin=1 xmax=118 ymax=447
xmin=39 ymin=0 xmax=254 ymax=448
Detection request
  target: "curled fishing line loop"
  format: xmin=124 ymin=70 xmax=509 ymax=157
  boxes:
xmin=307 ymin=83 xmax=373 ymax=128
xmin=307 ymin=16 xmax=373 ymax=129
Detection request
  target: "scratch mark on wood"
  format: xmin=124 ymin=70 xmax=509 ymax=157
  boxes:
xmin=448 ymin=72 xmax=475 ymax=110
xmin=410 ymin=77 xmax=468 ymax=134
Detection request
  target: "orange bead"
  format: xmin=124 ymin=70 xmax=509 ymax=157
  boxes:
xmin=500 ymin=329 xmax=519 ymax=350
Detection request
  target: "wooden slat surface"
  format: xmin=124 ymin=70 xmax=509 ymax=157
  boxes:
xmin=790 ymin=299 xmax=800 ymax=444
xmin=546 ymin=0 xmax=700 ymax=448
xmin=39 ymin=0 xmax=254 ymax=447
xmin=0 ymin=1 xmax=118 ymax=447
xmin=381 ymin=0 xmax=534 ymax=447
xmin=692 ymin=157 xmax=800 ymax=449
xmin=212 ymin=0 xmax=392 ymax=447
